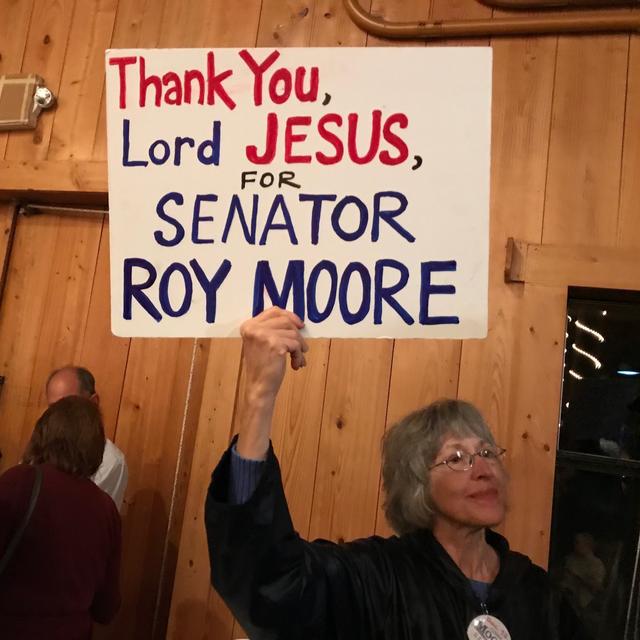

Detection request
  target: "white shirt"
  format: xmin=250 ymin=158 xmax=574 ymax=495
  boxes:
xmin=92 ymin=439 xmax=128 ymax=510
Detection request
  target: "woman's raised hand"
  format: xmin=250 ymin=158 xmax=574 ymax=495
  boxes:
xmin=236 ymin=307 xmax=308 ymax=459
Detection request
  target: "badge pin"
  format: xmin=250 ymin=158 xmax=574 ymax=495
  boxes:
xmin=466 ymin=614 xmax=511 ymax=640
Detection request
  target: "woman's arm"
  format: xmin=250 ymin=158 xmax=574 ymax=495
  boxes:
xmin=205 ymin=309 xmax=392 ymax=639
xmin=235 ymin=307 xmax=308 ymax=460
xmin=206 ymin=440 xmax=394 ymax=640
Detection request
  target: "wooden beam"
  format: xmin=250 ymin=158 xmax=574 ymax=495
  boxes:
xmin=0 ymin=160 xmax=108 ymax=198
xmin=505 ymin=238 xmax=640 ymax=290
xmin=504 ymin=238 xmax=528 ymax=284
xmin=503 ymin=283 xmax=567 ymax=568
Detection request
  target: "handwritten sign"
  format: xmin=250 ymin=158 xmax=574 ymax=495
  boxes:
xmin=105 ymin=48 xmax=491 ymax=338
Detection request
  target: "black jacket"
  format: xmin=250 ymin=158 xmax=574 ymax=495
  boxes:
xmin=205 ymin=442 xmax=586 ymax=640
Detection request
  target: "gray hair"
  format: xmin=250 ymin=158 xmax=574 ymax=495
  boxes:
xmin=381 ymin=398 xmax=495 ymax=535
xmin=46 ymin=366 xmax=96 ymax=397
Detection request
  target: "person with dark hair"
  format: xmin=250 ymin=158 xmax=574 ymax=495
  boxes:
xmin=205 ymin=308 xmax=586 ymax=640
xmin=46 ymin=365 xmax=128 ymax=509
xmin=0 ymin=396 xmax=121 ymax=640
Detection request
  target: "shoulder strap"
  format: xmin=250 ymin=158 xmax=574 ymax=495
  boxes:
xmin=0 ymin=465 xmax=43 ymax=577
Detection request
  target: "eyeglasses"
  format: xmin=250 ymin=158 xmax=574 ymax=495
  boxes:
xmin=429 ymin=446 xmax=506 ymax=472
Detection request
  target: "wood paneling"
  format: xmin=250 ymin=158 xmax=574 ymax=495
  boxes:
xmin=76 ymin=219 xmax=130 ymax=439
xmin=309 ymin=339 xmax=393 ymax=541
xmin=154 ymin=338 xmax=212 ymax=640
xmin=47 ymin=0 xmax=117 ymax=161
xmin=0 ymin=212 xmax=59 ymax=470
xmin=91 ymin=0 xmax=169 ymax=160
xmin=270 ymin=340 xmax=331 ymax=535
xmin=0 ymin=211 xmax=103 ymax=472
xmin=310 ymin=0 xmax=370 ymax=47
xmin=2 ymin=2 xmax=640 ymax=639
xmin=0 ymin=0 xmax=34 ymax=79
xmin=543 ymin=35 xmax=628 ymax=246
xmin=617 ymin=36 xmax=640 ymax=250
xmin=257 ymin=0 xmax=316 ymax=47
xmin=105 ymin=337 xmax=197 ymax=639
xmin=503 ymin=283 xmax=567 ymax=566
xmin=167 ymin=339 xmax=242 ymax=640
xmin=458 ymin=35 xmax=556 ymax=445
xmin=0 ymin=209 xmax=202 ymax=640
xmin=0 ymin=0 xmax=35 ymax=159
xmin=4 ymin=0 xmax=76 ymax=161
xmin=19 ymin=211 xmax=104 ymax=420
xmin=159 ymin=0 xmax=261 ymax=47
xmin=105 ymin=338 xmax=193 ymax=638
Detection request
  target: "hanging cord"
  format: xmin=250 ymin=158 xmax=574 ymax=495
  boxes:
xmin=151 ymin=339 xmax=198 ymax=639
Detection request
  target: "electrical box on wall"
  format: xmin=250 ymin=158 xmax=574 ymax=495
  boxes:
xmin=0 ymin=74 xmax=55 ymax=131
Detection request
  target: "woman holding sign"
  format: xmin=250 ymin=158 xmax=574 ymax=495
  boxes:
xmin=205 ymin=307 xmax=585 ymax=640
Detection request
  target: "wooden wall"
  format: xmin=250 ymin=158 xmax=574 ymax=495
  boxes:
xmin=0 ymin=1 xmax=639 ymax=639
xmin=0 ymin=205 xmax=203 ymax=638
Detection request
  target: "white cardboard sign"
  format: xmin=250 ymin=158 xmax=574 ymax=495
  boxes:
xmin=105 ymin=47 xmax=491 ymax=338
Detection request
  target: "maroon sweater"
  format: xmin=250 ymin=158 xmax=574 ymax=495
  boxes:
xmin=0 ymin=463 xmax=121 ymax=639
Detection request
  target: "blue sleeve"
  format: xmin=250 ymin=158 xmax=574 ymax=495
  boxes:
xmin=229 ymin=445 xmax=266 ymax=505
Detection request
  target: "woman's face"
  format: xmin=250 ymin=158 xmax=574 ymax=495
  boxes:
xmin=429 ymin=434 xmax=507 ymax=530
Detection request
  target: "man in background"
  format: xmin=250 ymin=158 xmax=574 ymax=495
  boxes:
xmin=46 ymin=366 xmax=128 ymax=510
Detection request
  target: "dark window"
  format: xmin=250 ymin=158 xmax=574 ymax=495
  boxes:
xmin=549 ymin=287 xmax=640 ymax=640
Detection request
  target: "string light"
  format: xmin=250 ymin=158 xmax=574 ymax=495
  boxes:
xmin=568 ymin=369 xmax=583 ymax=380
xmin=571 ymin=343 xmax=602 ymax=369
xmin=575 ymin=320 xmax=604 ymax=343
